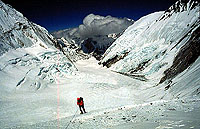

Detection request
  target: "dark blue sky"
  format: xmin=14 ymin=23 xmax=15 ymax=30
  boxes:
xmin=2 ymin=0 xmax=177 ymax=32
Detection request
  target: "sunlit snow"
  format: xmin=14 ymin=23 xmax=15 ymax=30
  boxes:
xmin=0 ymin=0 xmax=200 ymax=129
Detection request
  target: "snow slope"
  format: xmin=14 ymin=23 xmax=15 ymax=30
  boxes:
xmin=101 ymin=0 xmax=200 ymax=99
xmin=32 ymin=98 xmax=200 ymax=129
xmin=0 ymin=1 xmax=77 ymax=93
xmin=1 ymin=58 xmax=199 ymax=129
xmin=101 ymin=11 xmax=164 ymax=64
xmin=0 ymin=45 xmax=77 ymax=92
xmin=0 ymin=57 xmax=141 ymax=128
xmin=0 ymin=1 xmax=59 ymax=56
xmin=0 ymin=0 xmax=200 ymax=128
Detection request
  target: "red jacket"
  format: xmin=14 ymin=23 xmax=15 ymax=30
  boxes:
xmin=77 ymin=98 xmax=83 ymax=106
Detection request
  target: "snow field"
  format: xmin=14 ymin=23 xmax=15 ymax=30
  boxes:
xmin=0 ymin=57 xmax=142 ymax=128
xmin=1 ymin=56 xmax=200 ymax=129
xmin=12 ymin=98 xmax=200 ymax=129
xmin=0 ymin=1 xmax=200 ymax=128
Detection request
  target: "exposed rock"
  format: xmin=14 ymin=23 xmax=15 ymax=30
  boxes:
xmin=160 ymin=25 xmax=200 ymax=84
xmin=129 ymin=59 xmax=151 ymax=73
xmin=102 ymin=51 xmax=129 ymax=68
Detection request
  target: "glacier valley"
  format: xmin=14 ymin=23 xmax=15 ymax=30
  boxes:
xmin=0 ymin=0 xmax=200 ymax=129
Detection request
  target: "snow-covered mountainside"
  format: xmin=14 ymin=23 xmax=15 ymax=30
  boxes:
xmin=57 ymin=37 xmax=91 ymax=62
xmin=0 ymin=1 xmax=60 ymax=55
xmin=0 ymin=0 xmax=77 ymax=93
xmin=1 ymin=0 xmax=200 ymax=128
xmin=52 ymin=14 xmax=134 ymax=60
xmin=101 ymin=0 xmax=200 ymax=99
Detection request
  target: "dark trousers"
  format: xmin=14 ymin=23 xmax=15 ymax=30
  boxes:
xmin=79 ymin=104 xmax=86 ymax=114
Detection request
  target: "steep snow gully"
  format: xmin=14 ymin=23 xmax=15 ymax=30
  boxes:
xmin=0 ymin=0 xmax=200 ymax=129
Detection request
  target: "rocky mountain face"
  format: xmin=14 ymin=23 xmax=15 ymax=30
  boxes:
xmin=56 ymin=37 xmax=91 ymax=62
xmin=0 ymin=0 xmax=77 ymax=92
xmin=100 ymin=0 xmax=200 ymax=99
xmin=52 ymin=14 xmax=134 ymax=60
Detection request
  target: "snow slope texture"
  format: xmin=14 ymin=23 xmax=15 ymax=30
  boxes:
xmin=0 ymin=0 xmax=77 ymax=93
xmin=0 ymin=0 xmax=58 ymax=55
xmin=0 ymin=0 xmax=200 ymax=128
xmin=101 ymin=0 xmax=200 ymax=99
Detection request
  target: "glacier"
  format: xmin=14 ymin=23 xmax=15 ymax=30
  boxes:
xmin=100 ymin=0 xmax=200 ymax=99
xmin=0 ymin=0 xmax=77 ymax=93
xmin=0 ymin=0 xmax=200 ymax=128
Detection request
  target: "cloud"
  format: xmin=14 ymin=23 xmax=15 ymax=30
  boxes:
xmin=78 ymin=14 xmax=134 ymax=38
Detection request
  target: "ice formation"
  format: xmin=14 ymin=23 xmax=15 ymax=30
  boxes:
xmin=100 ymin=0 xmax=200 ymax=99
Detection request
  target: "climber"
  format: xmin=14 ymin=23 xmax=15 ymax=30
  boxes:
xmin=77 ymin=97 xmax=86 ymax=114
